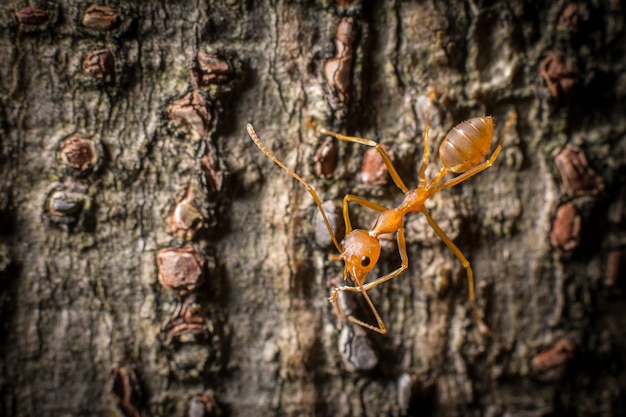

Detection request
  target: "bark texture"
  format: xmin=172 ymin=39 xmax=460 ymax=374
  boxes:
xmin=1 ymin=1 xmax=626 ymax=416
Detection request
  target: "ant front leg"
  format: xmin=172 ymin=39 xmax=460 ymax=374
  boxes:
xmin=342 ymin=194 xmax=388 ymax=233
xmin=350 ymin=285 xmax=388 ymax=334
xmin=307 ymin=120 xmax=409 ymax=193
xmin=331 ymin=282 xmax=390 ymax=334
xmin=419 ymin=206 xmax=489 ymax=334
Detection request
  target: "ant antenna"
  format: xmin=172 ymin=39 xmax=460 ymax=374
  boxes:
xmin=246 ymin=124 xmax=343 ymax=254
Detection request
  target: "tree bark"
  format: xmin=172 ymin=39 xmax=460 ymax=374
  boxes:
xmin=1 ymin=1 xmax=625 ymax=416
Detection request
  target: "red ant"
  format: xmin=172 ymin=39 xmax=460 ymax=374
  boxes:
xmin=247 ymin=106 xmax=516 ymax=334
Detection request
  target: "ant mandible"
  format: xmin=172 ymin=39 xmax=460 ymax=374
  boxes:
xmin=247 ymin=104 xmax=516 ymax=335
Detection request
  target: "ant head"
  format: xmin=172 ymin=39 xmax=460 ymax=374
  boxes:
xmin=341 ymin=229 xmax=381 ymax=286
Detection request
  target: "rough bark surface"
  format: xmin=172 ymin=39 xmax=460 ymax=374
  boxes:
xmin=1 ymin=1 xmax=625 ymax=416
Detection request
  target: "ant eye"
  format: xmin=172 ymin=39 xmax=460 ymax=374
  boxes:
xmin=361 ymin=256 xmax=371 ymax=267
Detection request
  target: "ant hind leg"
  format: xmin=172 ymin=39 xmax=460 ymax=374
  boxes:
xmin=342 ymin=194 xmax=388 ymax=233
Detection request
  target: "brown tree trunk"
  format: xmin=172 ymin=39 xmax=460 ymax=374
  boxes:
xmin=1 ymin=1 xmax=625 ymax=416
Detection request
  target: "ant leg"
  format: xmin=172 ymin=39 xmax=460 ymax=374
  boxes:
xmin=430 ymin=111 xmax=517 ymax=193
xmin=342 ymin=194 xmax=388 ymax=233
xmin=307 ymin=120 xmax=409 ymax=193
xmin=247 ymin=124 xmax=343 ymax=253
xmin=345 ymin=284 xmax=388 ymax=334
xmin=419 ymin=206 xmax=490 ymax=334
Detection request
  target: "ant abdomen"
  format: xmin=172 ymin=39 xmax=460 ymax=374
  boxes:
xmin=439 ymin=117 xmax=494 ymax=173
